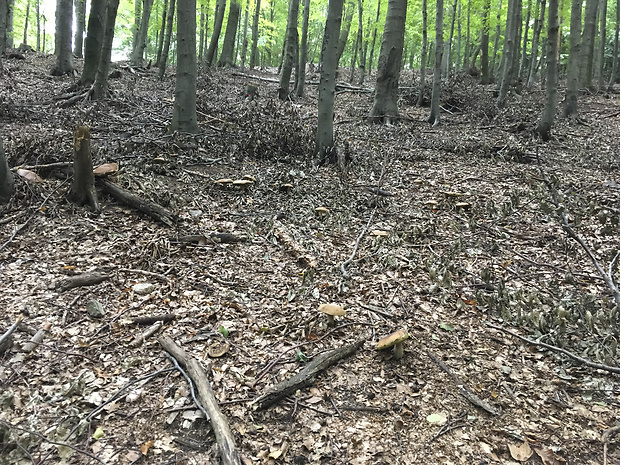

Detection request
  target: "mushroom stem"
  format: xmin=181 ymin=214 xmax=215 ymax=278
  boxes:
xmin=327 ymin=315 xmax=335 ymax=327
xmin=394 ymin=342 xmax=404 ymax=360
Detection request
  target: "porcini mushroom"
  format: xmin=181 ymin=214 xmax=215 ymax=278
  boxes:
xmin=376 ymin=329 xmax=409 ymax=360
xmin=233 ymin=179 xmax=253 ymax=189
xmin=318 ymin=303 xmax=345 ymax=327
xmin=314 ymin=206 xmax=329 ymax=218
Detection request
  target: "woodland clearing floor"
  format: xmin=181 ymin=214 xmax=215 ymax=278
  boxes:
xmin=0 ymin=52 xmax=619 ymax=465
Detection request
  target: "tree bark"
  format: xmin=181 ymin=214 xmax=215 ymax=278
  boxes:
xmin=69 ymin=126 xmax=99 ymax=212
xmin=367 ymin=0 xmax=381 ymax=74
xmin=278 ymin=0 xmax=300 ymax=98
xmin=316 ymin=0 xmax=344 ymax=161
xmin=133 ymin=0 xmax=142 ymax=51
xmin=250 ymin=0 xmax=261 ymax=68
xmin=497 ymin=0 xmax=518 ymax=107
xmin=480 ymin=0 xmax=491 ymax=83
xmin=240 ymin=0 xmax=249 ymax=68
xmin=296 ymin=0 xmax=310 ymax=95
xmin=563 ymin=0 xmax=582 ymax=117
xmin=443 ymin=0 xmax=458 ymax=76
xmin=80 ymin=0 xmax=106 ymax=86
xmin=348 ymin=0 xmax=363 ymax=83
xmin=369 ymin=0 xmax=408 ymax=122
xmin=609 ymin=0 xmax=620 ymax=88
xmin=491 ymin=0 xmax=502 ymax=75
xmin=597 ymin=0 xmax=607 ymax=88
xmin=0 ymin=139 xmax=14 ymax=205
xmin=92 ymin=0 xmax=120 ymax=99
xmin=50 ymin=0 xmax=74 ymax=76
xmin=156 ymin=0 xmax=168 ymax=67
xmin=22 ymin=0 xmax=29 ymax=45
xmin=579 ymin=0 xmax=599 ymax=89
xmin=527 ymin=0 xmax=545 ymax=86
xmin=131 ymin=0 xmax=154 ymax=66
xmin=417 ymin=0 xmax=428 ymax=104
xmin=218 ymin=0 xmax=241 ymax=67
xmin=519 ymin=0 xmax=531 ymax=80
xmin=336 ymin=0 xmax=354 ymax=66
xmin=463 ymin=0 xmax=471 ymax=69
xmin=537 ymin=0 xmax=559 ymax=141
xmin=0 ymin=0 xmax=8 ymax=53
xmin=428 ymin=0 xmax=444 ymax=125
xmin=170 ymin=0 xmax=198 ymax=133
xmin=205 ymin=0 xmax=226 ymax=66
xmin=158 ymin=0 xmax=175 ymax=78
xmin=73 ymin=0 xmax=86 ymax=57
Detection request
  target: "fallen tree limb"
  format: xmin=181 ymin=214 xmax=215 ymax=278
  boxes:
xmin=485 ymin=322 xmax=620 ymax=374
xmin=55 ymin=271 xmax=110 ymax=292
xmin=21 ymin=321 xmax=52 ymax=354
xmin=0 ymin=314 xmax=24 ymax=354
xmin=427 ymin=351 xmax=500 ymax=416
xmin=254 ymin=340 xmax=364 ymax=411
xmin=159 ymin=335 xmax=241 ymax=465
xmin=98 ymin=178 xmax=176 ymax=227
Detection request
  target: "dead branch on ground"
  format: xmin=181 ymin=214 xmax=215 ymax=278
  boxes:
xmin=55 ymin=271 xmax=111 ymax=292
xmin=21 ymin=321 xmax=52 ymax=354
xmin=0 ymin=314 xmax=24 ymax=353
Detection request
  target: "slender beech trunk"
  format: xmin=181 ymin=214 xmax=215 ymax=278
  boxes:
xmin=199 ymin=2 xmax=205 ymax=61
xmin=538 ymin=0 xmax=559 ymax=140
xmin=296 ymin=0 xmax=310 ymax=96
xmin=492 ymin=0 xmax=502 ymax=74
xmin=131 ymin=0 xmax=154 ymax=66
xmin=156 ymin=0 xmax=168 ymax=66
xmin=563 ymin=0 xmax=582 ymax=117
xmin=497 ymin=0 xmax=518 ymax=107
xmin=22 ymin=0 xmax=29 ymax=44
xmin=597 ymin=0 xmax=607 ymax=88
xmin=349 ymin=0 xmax=363 ymax=83
xmin=170 ymin=0 xmax=198 ymax=133
xmin=316 ymin=0 xmax=344 ymax=160
xmin=519 ymin=0 xmax=531 ymax=80
xmin=51 ymin=0 xmax=74 ymax=75
xmin=158 ymin=0 xmax=176 ymax=78
xmin=74 ymin=0 xmax=86 ymax=56
xmin=443 ymin=0 xmax=458 ymax=76
xmin=428 ymin=0 xmax=444 ymax=125
xmin=80 ymin=0 xmax=106 ymax=85
xmin=205 ymin=0 xmax=226 ymax=66
xmin=36 ymin=0 xmax=40 ymax=50
xmin=417 ymin=0 xmax=428 ymax=105
xmin=240 ymin=1 xmax=249 ymax=68
xmin=93 ymin=0 xmax=120 ymax=98
xmin=278 ymin=0 xmax=300 ymax=98
xmin=480 ymin=0 xmax=491 ymax=83
xmin=358 ymin=17 xmax=369 ymax=84
xmin=250 ymin=0 xmax=261 ymax=68
xmin=336 ymin=0 xmax=354 ymax=67
xmin=369 ymin=0 xmax=407 ymax=122
xmin=456 ymin=1 xmax=462 ymax=71
xmin=463 ymin=0 xmax=471 ymax=69
xmin=218 ymin=0 xmax=240 ymax=67
xmin=609 ymin=0 xmax=620 ymax=87
xmin=367 ymin=0 xmax=381 ymax=74
xmin=580 ymin=0 xmax=599 ymax=88
xmin=527 ymin=0 xmax=545 ymax=85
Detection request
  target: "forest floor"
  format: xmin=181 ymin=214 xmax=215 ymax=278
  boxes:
xmin=0 ymin=51 xmax=619 ymax=465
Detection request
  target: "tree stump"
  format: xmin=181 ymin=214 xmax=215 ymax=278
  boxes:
xmin=0 ymin=139 xmax=14 ymax=204
xmin=69 ymin=126 xmax=100 ymax=212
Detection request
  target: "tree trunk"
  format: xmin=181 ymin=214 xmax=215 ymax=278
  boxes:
xmin=497 ymin=0 xmax=517 ymax=107
xmin=205 ymin=0 xmax=226 ymax=66
xmin=22 ymin=0 xmax=29 ymax=45
xmin=0 ymin=139 xmax=14 ymax=205
xmin=417 ymin=0 xmax=428 ymax=105
xmin=93 ymin=0 xmax=120 ymax=98
xmin=80 ymin=0 xmax=106 ymax=85
xmin=51 ymin=0 xmax=74 ymax=75
xmin=158 ymin=0 xmax=176 ymax=79
xmin=132 ymin=0 xmax=142 ymax=52
xmin=367 ymin=0 xmax=381 ymax=74
xmin=69 ymin=126 xmax=99 ymax=212
xmin=369 ymin=0 xmax=408 ymax=122
xmin=170 ymin=0 xmax=198 ymax=133
xmin=491 ymin=0 xmax=502 ymax=74
xmin=278 ymin=0 xmax=300 ymax=98
xmin=527 ymin=0 xmax=545 ymax=85
xmin=336 ymin=0 xmax=354 ymax=66
xmin=609 ymin=0 xmax=620 ymax=87
xmin=131 ymin=0 xmax=155 ymax=66
xmin=537 ymin=0 xmax=559 ymax=141
xmin=240 ymin=0 xmax=249 ymax=68
xmin=456 ymin=1 xmax=462 ymax=72
xmin=443 ymin=0 xmax=457 ymax=76
xmin=357 ymin=17 xmax=369 ymax=84
xmin=349 ymin=0 xmax=363 ymax=83
xmin=5 ymin=0 xmax=13 ymax=48
xmin=0 ymin=0 xmax=8 ymax=53
xmin=563 ymin=0 xmax=582 ymax=117
xmin=428 ymin=0 xmax=443 ymax=125
xmin=316 ymin=0 xmax=344 ymax=161
xmin=218 ymin=0 xmax=240 ymax=67
xmin=579 ymin=0 xmax=599 ymax=88
xmin=74 ymin=0 xmax=86 ymax=57
xmin=156 ymin=0 xmax=168 ymax=67
xmin=463 ymin=0 xmax=471 ymax=69
xmin=250 ymin=0 xmax=261 ymax=68
xmin=480 ymin=0 xmax=491 ymax=83
xmin=597 ymin=0 xmax=607 ymax=88
xmin=519 ymin=0 xmax=531 ymax=80
xmin=36 ymin=0 xmax=40 ymax=50
xmin=296 ymin=0 xmax=310 ymax=96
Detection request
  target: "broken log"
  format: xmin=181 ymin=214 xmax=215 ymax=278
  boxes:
xmin=55 ymin=271 xmax=111 ymax=292
xmin=255 ymin=340 xmax=364 ymax=410
xmin=159 ymin=335 xmax=241 ymax=465
xmin=98 ymin=178 xmax=176 ymax=227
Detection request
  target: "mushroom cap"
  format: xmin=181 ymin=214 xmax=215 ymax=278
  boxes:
xmin=214 ymin=178 xmax=234 ymax=184
xmin=376 ymin=329 xmax=409 ymax=350
xmin=242 ymin=175 xmax=257 ymax=182
xmin=318 ymin=303 xmax=345 ymax=316
xmin=233 ymin=179 xmax=253 ymax=187
xmin=314 ymin=206 xmax=329 ymax=215
xmin=93 ymin=162 xmax=119 ymax=176
xmin=370 ymin=230 xmax=389 ymax=237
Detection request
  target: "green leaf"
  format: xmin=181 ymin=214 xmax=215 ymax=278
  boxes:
xmin=295 ymin=349 xmax=308 ymax=362
xmin=439 ymin=323 xmax=454 ymax=332
xmin=218 ymin=326 xmax=229 ymax=338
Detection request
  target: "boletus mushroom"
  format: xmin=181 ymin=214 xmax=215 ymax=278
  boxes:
xmin=376 ymin=329 xmax=409 ymax=360
xmin=318 ymin=303 xmax=345 ymax=327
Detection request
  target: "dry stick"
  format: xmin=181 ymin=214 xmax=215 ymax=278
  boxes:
xmin=159 ymin=335 xmax=241 ymax=465
xmin=485 ymin=322 xmax=620 ymax=374
xmin=128 ymin=321 xmax=164 ymax=348
xmin=427 ymin=351 xmax=500 ymax=416
xmin=340 ymin=206 xmax=377 ymax=278
xmin=0 ymin=314 xmax=24 ymax=351
xmin=603 ymin=425 xmax=620 ymax=465
xmin=21 ymin=321 xmax=52 ymax=354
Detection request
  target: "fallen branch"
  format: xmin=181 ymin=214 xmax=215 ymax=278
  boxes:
xmin=128 ymin=321 xmax=163 ymax=348
xmin=339 ymin=206 xmax=376 ymax=277
xmin=254 ymin=340 xmax=364 ymax=410
xmin=603 ymin=425 xmax=620 ymax=465
xmin=129 ymin=314 xmax=176 ymax=326
xmin=159 ymin=335 xmax=241 ymax=465
xmin=21 ymin=321 xmax=52 ymax=354
xmin=0 ymin=314 xmax=24 ymax=353
xmin=98 ymin=178 xmax=176 ymax=227
xmin=273 ymin=221 xmax=317 ymax=268
xmin=427 ymin=351 xmax=500 ymax=416
xmin=55 ymin=271 xmax=110 ymax=292
xmin=485 ymin=322 xmax=620 ymax=374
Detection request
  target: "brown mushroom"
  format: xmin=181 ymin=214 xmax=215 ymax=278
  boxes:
xmin=93 ymin=162 xmax=119 ymax=176
xmin=376 ymin=329 xmax=409 ymax=360
xmin=318 ymin=303 xmax=345 ymax=327
xmin=233 ymin=179 xmax=253 ymax=189
xmin=314 ymin=206 xmax=329 ymax=218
